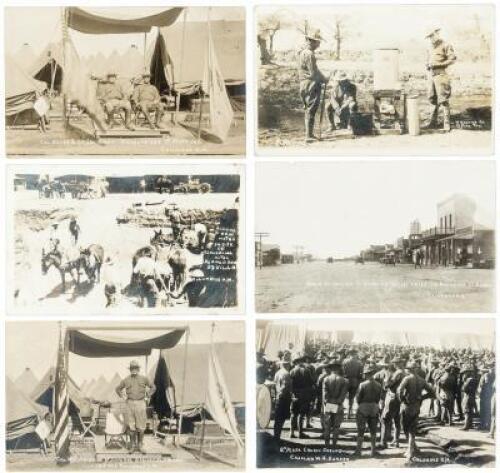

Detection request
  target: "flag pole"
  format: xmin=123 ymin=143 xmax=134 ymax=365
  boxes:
xmin=60 ymin=7 xmax=67 ymax=127
xmin=177 ymin=327 xmax=190 ymax=447
xmin=198 ymin=322 xmax=215 ymax=460
xmin=175 ymin=9 xmax=188 ymax=125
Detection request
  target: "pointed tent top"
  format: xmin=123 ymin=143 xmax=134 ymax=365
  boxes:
xmin=6 ymin=377 xmax=48 ymax=424
xmin=15 ymin=43 xmax=37 ymax=71
xmin=14 ymin=367 xmax=39 ymax=395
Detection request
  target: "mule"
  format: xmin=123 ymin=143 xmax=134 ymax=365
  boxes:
xmin=80 ymin=244 xmax=104 ymax=284
xmin=41 ymin=248 xmax=81 ymax=292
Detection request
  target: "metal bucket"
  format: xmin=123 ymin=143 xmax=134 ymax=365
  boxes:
xmin=407 ymin=95 xmax=420 ymax=136
xmin=373 ymin=48 xmax=400 ymax=90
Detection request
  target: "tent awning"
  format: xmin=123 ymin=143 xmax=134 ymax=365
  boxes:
xmin=66 ymin=7 xmax=184 ymax=34
xmin=67 ymin=328 xmax=186 ymax=357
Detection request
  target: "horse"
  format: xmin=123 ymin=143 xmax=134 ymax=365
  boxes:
xmin=179 ymin=223 xmax=208 ymax=252
xmin=41 ymin=248 xmax=81 ymax=292
xmin=80 ymin=244 xmax=104 ymax=284
xmin=150 ymin=229 xmax=174 ymax=247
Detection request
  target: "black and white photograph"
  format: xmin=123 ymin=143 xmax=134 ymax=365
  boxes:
xmin=256 ymin=4 xmax=493 ymax=155
xmin=7 ymin=164 xmax=244 ymax=315
xmin=5 ymin=320 xmax=245 ymax=470
xmin=5 ymin=6 xmax=245 ymax=156
xmin=256 ymin=318 xmax=495 ymax=468
xmin=256 ymin=161 xmax=495 ymax=313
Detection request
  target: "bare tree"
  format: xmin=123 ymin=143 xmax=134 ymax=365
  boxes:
xmin=258 ymin=15 xmax=281 ymax=64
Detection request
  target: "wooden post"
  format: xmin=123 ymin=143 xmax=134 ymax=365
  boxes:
xmin=197 ymin=85 xmax=204 ymax=140
xmin=177 ymin=327 xmax=190 ymax=447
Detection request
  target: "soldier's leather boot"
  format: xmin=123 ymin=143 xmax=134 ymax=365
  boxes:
xmin=424 ymin=105 xmax=439 ymax=130
xmin=138 ymin=432 xmax=146 ymax=454
xmin=353 ymin=437 xmax=362 ymax=457
xmin=305 ymin=115 xmax=317 ymax=143
xmin=128 ymin=432 xmax=136 ymax=454
xmin=442 ymin=104 xmax=451 ymax=132
xmin=125 ymin=110 xmax=135 ymax=131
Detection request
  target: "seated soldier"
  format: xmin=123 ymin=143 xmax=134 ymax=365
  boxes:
xmin=97 ymin=72 xmax=134 ymax=130
xmin=132 ymin=73 xmax=164 ymax=129
xmin=326 ymin=71 xmax=358 ymax=131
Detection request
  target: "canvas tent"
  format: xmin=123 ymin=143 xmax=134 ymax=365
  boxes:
xmin=29 ymin=42 xmax=65 ymax=92
xmin=15 ymin=43 xmax=37 ymax=70
xmin=6 ymin=378 xmax=48 ymax=451
xmin=30 ymin=367 xmax=87 ymax=413
xmin=14 ymin=368 xmax=39 ymax=395
xmin=6 ymin=55 xmax=46 ymax=123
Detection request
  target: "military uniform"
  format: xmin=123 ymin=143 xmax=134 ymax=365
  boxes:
xmin=132 ymin=81 xmax=164 ymax=128
xmin=397 ymin=369 xmax=434 ymax=458
xmin=381 ymin=367 xmax=405 ymax=447
xmin=355 ymin=374 xmax=383 ymax=456
xmin=298 ymin=35 xmax=327 ymax=141
xmin=327 ymin=78 xmax=357 ymax=130
xmin=438 ymin=368 xmax=457 ymax=425
xmin=343 ymin=355 xmax=364 ymax=417
xmin=98 ymin=76 xmax=133 ymax=129
xmin=461 ymin=371 xmax=478 ymax=430
xmin=289 ymin=362 xmax=310 ymax=437
xmin=322 ymin=371 xmax=348 ymax=448
xmin=273 ymin=365 xmax=292 ymax=440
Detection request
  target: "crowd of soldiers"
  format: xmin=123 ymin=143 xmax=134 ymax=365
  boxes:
xmin=297 ymin=25 xmax=456 ymax=142
xmin=257 ymin=340 xmax=495 ymax=461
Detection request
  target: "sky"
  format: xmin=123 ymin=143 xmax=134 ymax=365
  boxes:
xmin=258 ymin=4 xmax=493 ymax=53
xmin=6 ymin=321 xmax=245 ymax=385
xmin=256 ymin=161 xmax=495 ymax=258
xmin=5 ymin=6 xmax=244 ymax=58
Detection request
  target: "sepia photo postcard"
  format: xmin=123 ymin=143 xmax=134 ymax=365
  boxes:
xmin=256 ymin=317 xmax=495 ymax=468
xmin=5 ymin=320 xmax=245 ymax=470
xmin=256 ymin=4 xmax=494 ymax=155
xmin=255 ymin=161 xmax=495 ymax=313
xmin=5 ymin=6 xmax=245 ymax=156
xmin=7 ymin=163 xmax=245 ymax=315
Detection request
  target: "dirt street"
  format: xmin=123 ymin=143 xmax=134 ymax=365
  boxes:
xmin=12 ymin=191 xmax=238 ymax=315
xmin=256 ymin=261 xmax=494 ymax=313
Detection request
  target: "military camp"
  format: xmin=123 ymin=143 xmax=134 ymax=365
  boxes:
xmin=5 ymin=6 xmax=245 ymax=155
xmin=5 ymin=321 xmax=245 ymax=471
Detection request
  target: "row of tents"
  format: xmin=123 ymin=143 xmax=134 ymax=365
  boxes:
xmin=6 ymin=341 xmax=244 ymax=452
xmin=6 ymin=10 xmax=245 ymax=126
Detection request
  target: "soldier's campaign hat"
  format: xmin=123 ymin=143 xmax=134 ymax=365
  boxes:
xmin=129 ymin=360 xmax=140 ymax=370
xmin=292 ymin=354 xmax=304 ymax=363
xmin=363 ymin=364 xmax=377 ymax=375
xmin=391 ymin=357 xmax=403 ymax=364
xmin=335 ymin=70 xmax=348 ymax=80
xmin=106 ymin=72 xmax=118 ymax=78
xmin=142 ymin=72 xmax=152 ymax=77
xmin=328 ymin=360 xmax=342 ymax=369
xmin=305 ymin=29 xmax=323 ymax=42
xmin=425 ymin=26 xmax=441 ymax=38
xmin=461 ymin=365 xmax=474 ymax=374
xmin=406 ymin=361 xmax=418 ymax=370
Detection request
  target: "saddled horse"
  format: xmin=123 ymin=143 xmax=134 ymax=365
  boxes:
xmin=41 ymin=248 xmax=81 ymax=292
xmin=80 ymin=244 xmax=104 ymax=284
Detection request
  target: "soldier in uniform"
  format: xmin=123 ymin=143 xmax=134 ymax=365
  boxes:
xmin=461 ymin=364 xmax=478 ymax=431
xmin=273 ymin=360 xmax=292 ymax=441
xmin=322 ymin=360 xmax=348 ymax=448
xmin=98 ymin=72 xmax=134 ymax=130
xmin=115 ymin=360 xmax=156 ymax=454
xmin=425 ymin=27 xmax=457 ymax=132
xmin=354 ymin=365 xmax=383 ymax=458
xmin=397 ymin=361 xmax=434 ymax=459
xmin=380 ymin=357 xmax=405 ymax=449
xmin=437 ymin=363 xmax=457 ymax=426
xmin=342 ymin=349 xmax=364 ymax=418
xmin=478 ymin=362 xmax=495 ymax=431
xmin=289 ymin=355 xmax=309 ymax=438
xmin=326 ymin=71 xmax=358 ymax=132
xmin=132 ymin=73 xmax=165 ymax=130
xmin=298 ymin=29 xmax=328 ymax=143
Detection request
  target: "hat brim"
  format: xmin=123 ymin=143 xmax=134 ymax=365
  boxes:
xmin=306 ymin=35 xmax=323 ymax=42
xmin=425 ymin=28 xmax=441 ymax=38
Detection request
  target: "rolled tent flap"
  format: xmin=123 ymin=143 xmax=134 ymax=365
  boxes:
xmin=66 ymin=7 xmax=184 ymax=34
xmin=67 ymin=329 xmax=186 ymax=357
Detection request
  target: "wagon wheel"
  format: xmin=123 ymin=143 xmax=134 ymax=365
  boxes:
xmin=256 ymin=384 xmax=272 ymax=430
xmin=200 ymin=183 xmax=210 ymax=193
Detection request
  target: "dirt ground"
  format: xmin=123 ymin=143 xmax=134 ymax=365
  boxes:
xmin=257 ymin=399 xmax=495 ymax=468
xmin=6 ymin=114 xmax=245 ymax=156
xmin=255 ymin=261 xmax=495 ymax=313
xmin=12 ymin=191 xmax=238 ymax=315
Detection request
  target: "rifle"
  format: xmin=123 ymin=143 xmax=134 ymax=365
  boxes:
xmin=318 ymin=82 xmax=327 ymax=140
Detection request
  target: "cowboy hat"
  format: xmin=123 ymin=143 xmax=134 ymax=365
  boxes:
xmin=305 ymin=29 xmax=323 ymax=42
xmin=129 ymin=360 xmax=140 ymax=370
xmin=425 ymin=26 xmax=441 ymax=39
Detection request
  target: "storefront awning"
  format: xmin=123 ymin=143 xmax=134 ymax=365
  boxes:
xmin=66 ymin=7 xmax=184 ymax=34
xmin=67 ymin=328 xmax=186 ymax=357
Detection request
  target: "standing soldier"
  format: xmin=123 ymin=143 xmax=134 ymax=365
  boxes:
xmin=322 ymin=360 xmax=348 ymax=449
xmin=397 ymin=361 xmax=434 ymax=460
xmin=273 ymin=360 xmax=292 ymax=441
xmin=461 ymin=364 xmax=478 ymax=431
xmin=343 ymin=349 xmax=364 ymax=418
xmin=289 ymin=355 xmax=309 ymax=438
xmin=437 ymin=363 xmax=457 ymax=426
xmin=115 ymin=360 xmax=156 ymax=454
xmin=354 ymin=365 xmax=383 ymax=458
xmin=425 ymin=27 xmax=457 ymax=132
xmin=298 ymin=29 xmax=328 ymax=143
xmin=478 ymin=362 xmax=495 ymax=431
xmin=380 ymin=357 xmax=405 ymax=449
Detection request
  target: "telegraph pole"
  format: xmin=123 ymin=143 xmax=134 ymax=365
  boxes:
xmin=255 ymin=232 xmax=270 ymax=269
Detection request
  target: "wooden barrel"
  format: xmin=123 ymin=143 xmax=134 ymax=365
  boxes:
xmin=256 ymin=384 xmax=272 ymax=429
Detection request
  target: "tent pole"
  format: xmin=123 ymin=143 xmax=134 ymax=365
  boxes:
xmin=60 ymin=7 xmax=68 ymax=128
xmin=198 ymin=322 xmax=215 ymax=461
xmin=177 ymin=327 xmax=190 ymax=447
xmin=175 ymin=9 xmax=188 ymax=126
xmin=143 ymin=32 xmax=147 ymax=73
xmin=197 ymin=86 xmax=204 ymax=140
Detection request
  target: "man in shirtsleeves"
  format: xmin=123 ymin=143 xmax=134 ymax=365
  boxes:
xmin=115 ymin=360 xmax=156 ymax=454
xmin=322 ymin=360 xmax=348 ymax=448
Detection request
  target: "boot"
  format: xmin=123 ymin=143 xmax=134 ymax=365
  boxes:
xmin=424 ymin=105 xmax=439 ymax=129
xmin=128 ymin=432 xmax=136 ymax=454
xmin=305 ymin=115 xmax=317 ymax=143
xmin=137 ymin=432 xmax=146 ymax=454
xmin=442 ymin=105 xmax=451 ymax=132
xmin=353 ymin=437 xmax=363 ymax=457
xmin=155 ymin=111 xmax=164 ymax=130
xmin=125 ymin=111 xmax=135 ymax=131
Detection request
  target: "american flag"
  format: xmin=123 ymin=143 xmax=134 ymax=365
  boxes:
xmin=54 ymin=328 xmax=70 ymax=462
